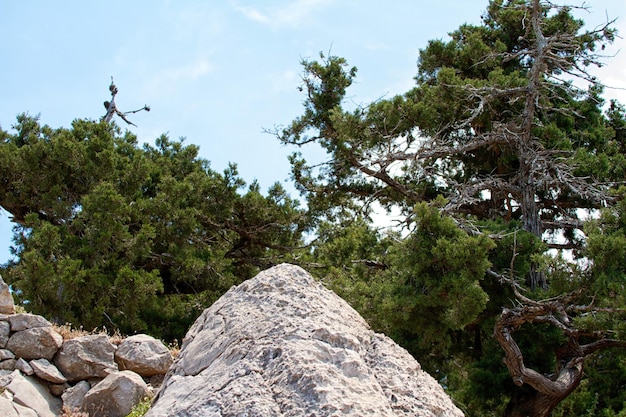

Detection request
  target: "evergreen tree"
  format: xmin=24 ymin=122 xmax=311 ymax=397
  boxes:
xmin=277 ymin=1 xmax=626 ymax=415
xmin=0 ymin=116 xmax=308 ymax=340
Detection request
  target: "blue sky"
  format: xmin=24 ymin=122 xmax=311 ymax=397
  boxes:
xmin=1 ymin=0 xmax=625 ymax=263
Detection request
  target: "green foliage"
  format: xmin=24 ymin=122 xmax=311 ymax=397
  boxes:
xmin=0 ymin=116 xmax=308 ymax=340
xmin=125 ymin=397 xmax=152 ymax=417
xmin=277 ymin=0 xmax=626 ymax=415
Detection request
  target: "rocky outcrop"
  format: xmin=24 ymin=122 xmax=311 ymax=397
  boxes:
xmin=0 ymin=277 xmax=173 ymax=417
xmin=147 ymin=263 xmax=464 ymax=417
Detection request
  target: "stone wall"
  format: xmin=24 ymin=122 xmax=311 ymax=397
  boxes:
xmin=0 ymin=276 xmax=173 ymax=417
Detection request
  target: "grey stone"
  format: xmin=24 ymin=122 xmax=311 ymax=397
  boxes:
xmin=30 ymin=358 xmax=67 ymax=384
xmin=14 ymin=359 xmax=33 ymax=376
xmin=0 ymin=359 xmax=16 ymax=370
xmin=0 ymin=349 xmax=15 ymax=361
xmin=115 ymin=334 xmax=173 ymax=377
xmin=8 ymin=314 xmax=51 ymax=332
xmin=0 ymin=275 xmax=15 ymax=315
xmin=0 ymin=370 xmax=62 ymax=417
xmin=0 ymin=321 xmax=10 ymax=348
xmin=54 ymin=334 xmax=118 ymax=382
xmin=82 ymin=370 xmax=151 ymax=417
xmin=147 ymin=264 xmax=463 ymax=417
xmin=48 ymin=382 xmax=70 ymax=397
xmin=61 ymin=380 xmax=90 ymax=411
xmin=6 ymin=327 xmax=63 ymax=360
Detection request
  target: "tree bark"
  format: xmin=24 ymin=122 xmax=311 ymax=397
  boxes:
xmin=495 ymin=305 xmax=584 ymax=417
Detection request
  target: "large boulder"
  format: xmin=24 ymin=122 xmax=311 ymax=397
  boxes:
xmin=147 ymin=263 xmax=464 ymax=417
xmin=115 ymin=334 xmax=173 ymax=377
xmin=54 ymin=334 xmax=118 ymax=382
xmin=82 ymin=370 xmax=151 ymax=417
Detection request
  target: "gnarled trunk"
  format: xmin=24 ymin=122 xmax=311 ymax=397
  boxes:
xmin=502 ymin=363 xmax=583 ymax=417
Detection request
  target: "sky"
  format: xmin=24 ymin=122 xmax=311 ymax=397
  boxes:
xmin=1 ymin=0 xmax=625 ymax=264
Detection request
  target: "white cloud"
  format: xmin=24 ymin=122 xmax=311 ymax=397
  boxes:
xmin=233 ymin=0 xmax=331 ymax=30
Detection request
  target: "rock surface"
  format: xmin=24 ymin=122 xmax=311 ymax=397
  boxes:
xmin=115 ymin=334 xmax=173 ymax=377
xmin=0 ymin=275 xmax=15 ymax=315
xmin=6 ymin=327 xmax=63 ymax=360
xmin=0 ymin=370 xmax=62 ymax=417
xmin=82 ymin=370 xmax=151 ymax=417
xmin=61 ymin=380 xmax=90 ymax=412
xmin=0 ymin=291 xmax=171 ymax=416
xmin=30 ymin=359 xmax=67 ymax=384
xmin=54 ymin=334 xmax=118 ymax=382
xmin=147 ymin=263 xmax=464 ymax=417
xmin=9 ymin=313 xmax=52 ymax=332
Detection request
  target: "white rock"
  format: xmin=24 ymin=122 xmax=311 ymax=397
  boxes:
xmin=0 ymin=349 xmax=15 ymax=361
xmin=115 ymin=334 xmax=173 ymax=377
xmin=147 ymin=264 xmax=464 ymax=417
xmin=0 ymin=396 xmax=19 ymax=417
xmin=12 ymin=403 xmax=38 ymax=417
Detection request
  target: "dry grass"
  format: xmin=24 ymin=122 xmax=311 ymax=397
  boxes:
xmin=53 ymin=323 xmax=91 ymax=341
xmin=168 ymin=339 xmax=181 ymax=359
xmin=52 ymin=323 xmax=180 ymax=357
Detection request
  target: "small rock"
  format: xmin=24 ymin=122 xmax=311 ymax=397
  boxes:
xmin=82 ymin=370 xmax=151 ymax=417
xmin=49 ymin=382 xmax=70 ymax=397
xmin=14 ymin=358 xmax=33 ymax=376
xmin=0 ymin=349 xmax=15 ymax=361
xmin=0 ymin=359 xmax=16 ymax=371
xmin=6 ymin=327 xmax=63 ymax=360
xmin=30 ymin=358 xmax=67 ymax=384
xmin=54 ymin=334 xmax=117 ymax=382
xmin=115 ymin=334 xmax=173 ymax=377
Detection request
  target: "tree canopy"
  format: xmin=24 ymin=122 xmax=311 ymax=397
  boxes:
xmin=0 ymin=115 xmax=308 ymax=339
xmin=276 ymin=0 xmax=626 ymax=415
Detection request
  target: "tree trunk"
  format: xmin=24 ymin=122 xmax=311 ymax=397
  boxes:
xmin=518 ymin=0 xmax=547 ymax=291
xmin=504 ymin=389 xmax=577 ymax=417
xmin=495 ymin=304 xmax=585 ymax=417
xmin=520 ymin=167 xmax=547 ymax=290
